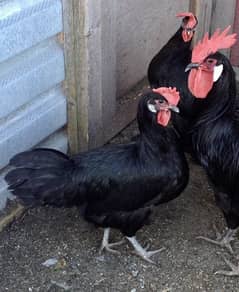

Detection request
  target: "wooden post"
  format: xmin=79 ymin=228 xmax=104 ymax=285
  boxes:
xmin=189 ymin=0 xmax=213 ymax=45
xmin=62 ymin=0 xmax=90 ymax=153
xmin=231 ymin=0 xmax=239 ymax=65
xmin=62 ymin=0 xmax=117 ymax=152
xmin=211 ymin=0 xmax=236 ymax=57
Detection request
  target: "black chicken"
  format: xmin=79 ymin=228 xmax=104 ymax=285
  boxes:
xmin=185 ymin=27 xmax=239 ymax=275
xmin=5 ymin=88 xmax=189 ymax=263
xmin=147 ymin=12 xmax=198 ymax=143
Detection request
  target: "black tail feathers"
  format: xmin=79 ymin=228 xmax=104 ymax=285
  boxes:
xmin=5 ymin=148 xmax=82 ymax=207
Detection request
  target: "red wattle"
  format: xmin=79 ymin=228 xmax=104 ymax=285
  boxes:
xmin=157 ymin=110 xmax=171 ymax=126
xmin=188 ymin=68 xmax=214 ymax=98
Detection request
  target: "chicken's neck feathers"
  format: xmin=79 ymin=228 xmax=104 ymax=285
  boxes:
xmin=193 ymin=64 xmax=237 ymax=128
xmin=163 ymin=27 xmax=191 ymax=52
xmin=138 ymin=124 xmax=178 ymax=159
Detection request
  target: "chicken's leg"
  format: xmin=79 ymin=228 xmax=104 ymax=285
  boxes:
xmin=126 ymin=236 xmax=165 ymax=264
xmin=197 ymin=226 xmax=238 ymax=254
xmin=99 ymin=228 xmax=125 ymax=254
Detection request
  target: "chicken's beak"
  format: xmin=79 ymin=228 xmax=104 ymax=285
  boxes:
xmin=182 ymin=30 xmax=194 ymax=42
xmin=185 ymin=62 xmax=200 ymax=72
xmin=168 ymin=105 xmax=180 ymax=113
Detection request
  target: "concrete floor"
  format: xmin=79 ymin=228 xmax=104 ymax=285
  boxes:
xmin=0 ymin=122 xmax=239 ymax=292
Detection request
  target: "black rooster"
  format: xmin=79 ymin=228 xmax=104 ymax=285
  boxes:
xmin=147 ymin=12 xmax=198 ymax=142
xmin=5 ymin=88 xmax=189 ymax=263
xmin=185 ymin=27 xmax=239 ymax=275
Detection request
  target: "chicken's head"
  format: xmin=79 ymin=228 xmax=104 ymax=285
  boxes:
xmin=177 ymin=12 xmax=198 ymax=42
xmin=147 ymin=87 xmax=180 ymax=126
xmin=185 ymin=26 xmax=237 ymax=98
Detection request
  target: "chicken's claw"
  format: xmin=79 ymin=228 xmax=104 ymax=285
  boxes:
xmin=215 ymin=256 xmax=239 ymax=276
xmin=197 ymin=226 xmax=237 ymax=254
xmin=126 ymin=236 xmax=165 ymax=264
xmin=99 ymin=228 xmax=125 ymax=255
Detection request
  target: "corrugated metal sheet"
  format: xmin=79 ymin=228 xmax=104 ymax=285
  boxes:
xmin=0 ymin=0 xmax=63 ymax=63
xmin=0 ymin=40 xmax=65 ymax=119
xmin=0 ymin=87 xmax=67 ymax=167
xmin=0 ymin=0 xmax=67 ymax=210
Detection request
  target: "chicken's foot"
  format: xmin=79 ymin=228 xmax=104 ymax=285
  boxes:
xmin=126 ymin=236 xmax=165 ymax=264
xmin=215 ymin=255 xmax=239 ymax=276
xmin=99 ymin=228 xmax=125 ymax=254
xmin=197 ymin=226 xmax=237 ymax=254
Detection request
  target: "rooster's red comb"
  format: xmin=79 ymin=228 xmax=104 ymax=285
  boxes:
xmin=177 ymin=12 xmax=197 ymax=26
xmin=153 ymin=87 xmax=180 ymax=106
xmin=192 ymin=26 xmax=237 ymax=63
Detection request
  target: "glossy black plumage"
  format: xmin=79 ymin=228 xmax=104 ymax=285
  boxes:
xmin=147 ymin=21 xmax=195 ymax=141
xmin=5 ymin=92 xmax=189 ymax=240
xmin=190 ymin=52 xmax=239 ymax=229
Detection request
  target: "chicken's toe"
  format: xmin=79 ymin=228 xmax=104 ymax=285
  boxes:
xmin=215 ymin=256 xmax=239 ymax=276
xmin=99 ymin=228 xmax=125 ymax=254
xmin=197 ymin=227 xmax=237 ymax=254
xmin=126 ymin=236 xmax=165 ymax=264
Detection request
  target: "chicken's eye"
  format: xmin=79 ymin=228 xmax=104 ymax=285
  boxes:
xmin=206 ymin=59 xmax=215 ymax=64
xmin=203 ymin=58 xmax=218 ymax=70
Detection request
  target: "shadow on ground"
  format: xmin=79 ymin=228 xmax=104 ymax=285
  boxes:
xmin=0 ymin=122 xmax=239 ymax=292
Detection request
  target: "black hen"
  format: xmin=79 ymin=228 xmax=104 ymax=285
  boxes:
xmin=5 ymin=89 xmax=189 ymax=263
xmin=186 ymin=27 xmax=239 ymax=275
xmin=147 ymin=12 xmax=198 ymax=142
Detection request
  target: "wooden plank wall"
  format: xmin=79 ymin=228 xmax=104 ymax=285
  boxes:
xmin=190 ymin=0 xmax=213 ymax=45
xmin=230 ymin=0 xmax=239 ymax=66
xmin=190 ymin=0 xmax=237 ymax=57
xmin=62 ymin=0 xmax=142 ymax=152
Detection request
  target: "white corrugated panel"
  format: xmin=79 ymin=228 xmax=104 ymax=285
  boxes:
xmin=0 ymin=40 xmax=65 ymax=119
xmin=0 ymin=0 xmax=67 ymax=210
xmin=0 ymin=87 xmax=67 ymax=167
xmin=0 ymin=0 xmax=63 ymax=63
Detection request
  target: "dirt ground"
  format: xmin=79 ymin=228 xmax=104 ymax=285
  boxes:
xmin=0 ymin=122 xmax=239 ymax=292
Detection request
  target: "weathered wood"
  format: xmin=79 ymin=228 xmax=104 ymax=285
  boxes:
xmin=62 ymin=0 xmax=89 ymax=153
xmin=190 ymin=0 xmax=213 ymax=45
xmin=62 ymin=1 xmax=119 ymax=152
xmin=211 ymin=0 xmax=236 ymax=57
xmin=103 ymin=79 xmax=148 ymax=142
xmin=190 ymin=0 xmax=236 ymax=55
xmin=103 ymin=98 xmax=139 ymax=142
xmin=100 ymin=0 xmax=117 ymax=129
xmin=211 ymin=0 xmax=236 ymax=32
xmin=231 ymin=0 xmax=239 ymax=65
